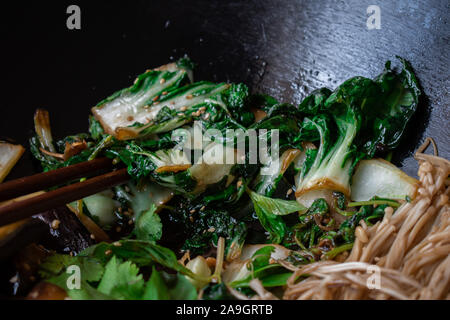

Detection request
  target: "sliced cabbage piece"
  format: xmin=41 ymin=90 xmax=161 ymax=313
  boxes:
xmin=149 ymin=148 xmax=191 ymax=170
xmin=145 ymin=121 xmax=238 ymax=194
xmin=189 ymin=142 xmax=237 ymax=189
xmin=91 ymin=59 xmax=232 ymax=140
xmin=82 ymin=181 xmax=175 ymax=227
xmin=0 ymin=142 xmax=24 ymax=183
xmin=239 ymin=244 xmax=291 ymax=261
xmin=222 ymin=244 xmax=291 ymax=283
xmin=296 ymin=189 xmax=335 ymax=208
xmin=83 ymin=190 xmax=120 ymax=226
xmin=253 ymin=148 xmax=302 ymax=196
xmin=125 ymin=182 xmax=174 ymax=216
xmin=150 ymin=142 xmax=237 ymax=194
xmin=351 ymin=159 xmax=419 ymax=201
xmin=113 ymin=82 xmax=231 ymax=140
xmin=92 ymin=64 xmax=191 ymax=138
xmin=114 ymin=182 xmax=174 ymax=216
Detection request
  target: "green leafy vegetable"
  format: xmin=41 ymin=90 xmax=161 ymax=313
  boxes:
xmin=248 ymin=189 xmax=307 ymax=216
xmin=39 ymin=240 xmax=202 ymax=300
xmin=247 ymin=188 xmax=307 ymax=244
xmin=97 ymin=256 xmax=145 ymax=299
xmin=142 ymin=266 xmax=170 ymax=300
xmin=133 ymin=204 xmax=163 ymax=241
xmin=142 ymin=268 xmax=197 ymax=300
xmin=295 ymin=57 xmax=421 ymax=201
xmin=31 ymin=57 xmax=421 ymax=301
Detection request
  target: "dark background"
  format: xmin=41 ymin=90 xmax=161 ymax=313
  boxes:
xmin=0 ymin=0 xmax=448 ymax=179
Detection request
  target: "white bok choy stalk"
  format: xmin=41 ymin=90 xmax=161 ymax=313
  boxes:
xmin=350 ymin=159 xmax=419 ymax=201
xmin=0 ymin=142 xmax=24 ymax=183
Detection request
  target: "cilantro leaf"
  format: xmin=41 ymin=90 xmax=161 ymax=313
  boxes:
xmin=40 ymin=240 xmax=203 ymax=300
xmin=39 ymin=254 xmax=104 ymax=282
xmin=169 ymin=274 xmax=198 ymax=300
xmin=47 ymin=275 xmax=111 ymax=300
xmin=82 ymin=240 xmax=208 ymax=282
xmin=142 ymin=266 xmax=170 ymax=300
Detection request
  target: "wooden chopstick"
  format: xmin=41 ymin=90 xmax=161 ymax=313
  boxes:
xmin=0 ymin=157 xmax=113 ymax=202
xmin=0 ymin=168 xmax=130 ymax=228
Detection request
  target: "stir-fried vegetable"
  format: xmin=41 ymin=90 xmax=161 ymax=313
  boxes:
xmin=23 ymin=57 xmax=424 ymax=300
xmin=295 ymin=57 xmax=421 ymax=204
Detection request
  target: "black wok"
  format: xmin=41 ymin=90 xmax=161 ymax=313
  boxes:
xmin=0 ymin=0 xmax=449 ymax=298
